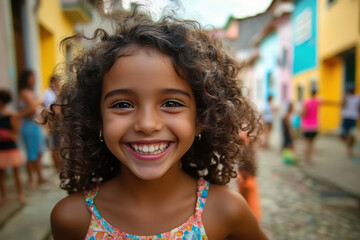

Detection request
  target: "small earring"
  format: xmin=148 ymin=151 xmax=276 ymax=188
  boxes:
xmin=99 ymin=130 xmax=104 ymax=142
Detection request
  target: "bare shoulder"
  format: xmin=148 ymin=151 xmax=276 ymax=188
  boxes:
xmin=51 ymin=192 xmax=90 ymax=240
xmin=203 ymin=184 xmax=268 ymax=240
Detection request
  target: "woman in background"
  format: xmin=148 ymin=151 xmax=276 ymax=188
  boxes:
xmin=18 ymin=70 xmax=47 ymax=188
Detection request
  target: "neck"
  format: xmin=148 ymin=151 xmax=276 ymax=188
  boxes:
xmin=114 ymin=163 xmax=195 ymax=206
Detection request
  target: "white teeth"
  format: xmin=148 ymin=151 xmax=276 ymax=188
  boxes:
xmin=143 ymin=146 xmax=149 ymax=153
xmin=130 ymin=143 xmax=169 ymax=155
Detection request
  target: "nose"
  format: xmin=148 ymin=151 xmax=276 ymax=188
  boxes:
xmin=133 ymin=106 xmax=163 ymax=135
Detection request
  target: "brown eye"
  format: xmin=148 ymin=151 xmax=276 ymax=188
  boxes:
xmin=161 ymin=100 xmax=184 ymax=108
xmin=111 ymin=101 xmax=133 ymax=109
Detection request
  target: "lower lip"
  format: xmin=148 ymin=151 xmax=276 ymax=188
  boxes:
xmin=125 ymin=143 xmax=174 ymax=161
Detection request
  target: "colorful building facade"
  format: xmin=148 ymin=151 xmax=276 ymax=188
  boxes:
xmin=0 ymin=0 xmax=92 ymax=102
xmin=257 ymin=32 xmax=280 ymax=107
xmin=253 ymin=0 xmax=294 ymax=110
xmin=318 ymin=0 xmax=359 ymax=131
xmin=291 ymin=0 xmax=318 ymax=104
xmin=38 ymin=0 xmax=91 ymax=92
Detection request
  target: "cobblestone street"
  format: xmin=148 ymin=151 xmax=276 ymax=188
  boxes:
xmin=258 ymin=149 xmax=360 ymax=240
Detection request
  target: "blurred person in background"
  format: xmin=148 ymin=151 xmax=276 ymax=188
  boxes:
xmin=291 ymin=100 xmax=302 ymax=139
xmin=43 ymin=75 xmax=61 ymax=171
xmin=17 ymin=70 xmax=47 ymax=189
xmin=282 ymin=103 xmax=298 ymax=164
xmin=0 ymin=89 xmax=25 ymax=203
xmin=301 ymin=90 xmax=338 ymax=164
xmin=282 ymin=103 xmax=294 ymax=150
xmin=301 ymin=90 xmax=320 ymax=164
xmin=43 ymin=75 xmax=59 ymax=110
xmin=340 ymin=87 xmax=360 ymax=160
xmin=262 ymin=95 xmax=277 ymax=149
xmin=238 ymin=131 xmax=262 ymax=222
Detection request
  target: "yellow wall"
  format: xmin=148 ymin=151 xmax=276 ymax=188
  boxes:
xmin=39 ymin=25 xmax=56 ymax=93
xmin=319 ymin=57 xmax=342 ymax=132
xmin=38 ymin=0 xmax=74 ymax=91
xmin=294 ymin=66 xmax=341 ymax=133
xmin=318 ymin=0 xmax=359 ymax=59
xmin=293 ymin=69 xmax=318 ymax=101
xmin=357 ymin=38 xmax=360 ymax=94
xmin=317 ymin=0 xmax=359 ymax=132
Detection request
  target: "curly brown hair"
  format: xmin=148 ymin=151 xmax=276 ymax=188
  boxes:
xmin=44 ymin=6 xmax=262 ymax=194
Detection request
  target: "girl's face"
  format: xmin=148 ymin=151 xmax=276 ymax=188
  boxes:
xmin=101 ymin=47 xmax=198 ymax=180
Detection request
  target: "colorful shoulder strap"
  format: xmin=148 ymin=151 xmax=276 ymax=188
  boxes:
xmin=195 ymin=177 xmax=210 ymax=215
xmin=84 ymin=184 xmax=100 ymax=212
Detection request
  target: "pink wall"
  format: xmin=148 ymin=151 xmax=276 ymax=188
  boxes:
xmin=275 ymin=14 xmax=293 ymax=102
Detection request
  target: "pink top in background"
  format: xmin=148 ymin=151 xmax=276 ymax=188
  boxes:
xmin=301 ymin=98 xmax=320 ymax=131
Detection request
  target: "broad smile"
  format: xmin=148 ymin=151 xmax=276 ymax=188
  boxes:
xmin=128 ymin=142 xmax=170 ymax=155
xmin=125 ymin=141 xmax=173 ymax=161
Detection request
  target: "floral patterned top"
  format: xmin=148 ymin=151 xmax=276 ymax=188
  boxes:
xmin=84 ymin=178 xmax=209 ymax=239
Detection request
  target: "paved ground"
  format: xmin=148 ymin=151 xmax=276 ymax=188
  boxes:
xmin=296 ymin=135 xmax=360 ymax=197
xmin=257 ymin=148 xmax=360 ymax=240
xmin=0 ymin=132 xmax=360 ymax=239
xmin=0 ymin=152 xmax=65 ymax=240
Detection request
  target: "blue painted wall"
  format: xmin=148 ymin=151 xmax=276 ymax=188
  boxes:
xmin=259 ymin=32 xmax=279 ymax=100
xmin=292 ymin=0 xmax=317 ymax=74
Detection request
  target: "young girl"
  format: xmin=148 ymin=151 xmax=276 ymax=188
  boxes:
xmin=0 ymin=89 xmax=25 ymax=203
xmin=47 ymin=6 xmax=267 ymax=239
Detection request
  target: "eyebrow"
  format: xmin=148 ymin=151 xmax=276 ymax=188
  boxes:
xmin=103 ymin=89 xmax=134 ymax=101
xmin=160 ymin=89 xmax=192 ymax=98
xmin=103 ymin=88 xmax=192 ymax=101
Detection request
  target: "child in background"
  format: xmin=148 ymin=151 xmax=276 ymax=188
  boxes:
xmin=282 ymin=103 xmax=298 ymax=164
xmin=46 ymin=6 xmax=267 ymax=239
xmin=0 ymin=89 xmax=25 ymax=203
xmin=238 ymin=132 xmax=262 ymax=222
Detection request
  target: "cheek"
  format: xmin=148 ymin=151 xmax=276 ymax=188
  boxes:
xmin=167 ymin=114 xmax=196 ymax=140
xmin=102 ymin=115 xmax=129 ymax=139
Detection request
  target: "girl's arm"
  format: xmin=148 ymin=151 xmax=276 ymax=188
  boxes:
xmin=226 ymin=192 xmax=268 ymax=240
xmin=51 ymin=193 xmax=90 ymax=240
xmin=204 ymin=185 xmax=268 ymax=240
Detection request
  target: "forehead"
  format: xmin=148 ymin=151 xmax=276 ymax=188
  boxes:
xmin=102 ymin=46 xmax=193 ymax=95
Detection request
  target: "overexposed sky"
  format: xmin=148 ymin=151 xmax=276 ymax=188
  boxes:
xmin=122 ymin=0 xmax=272 ymax=28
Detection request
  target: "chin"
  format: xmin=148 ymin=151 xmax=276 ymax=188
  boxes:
xmin=132 ymin=168 xmax=168 ymax=181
